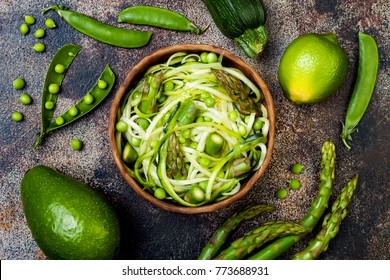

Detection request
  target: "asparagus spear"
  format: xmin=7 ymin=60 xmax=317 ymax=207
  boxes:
xmin=248 ymin=141 xmax=336 ymax=260
xmin=198 ymin=204 xmax=275 ymax=260
xmin=214 ymin=221 xmax=309 ymax=260
xmin=292 ymin=175 xmax=359 ymax=260
xmin=139 ymin=71 xmax=163 ymax=114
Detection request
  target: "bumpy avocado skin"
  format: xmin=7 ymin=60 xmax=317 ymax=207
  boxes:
xmin=21 ymin=165 xmax=120 ymax=260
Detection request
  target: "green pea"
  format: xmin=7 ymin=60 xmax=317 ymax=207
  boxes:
xmin=97 ymin=79 xmax=107 ymax=89
xmin=238 ymin=125 xmax=247 ymax=136
xmin=133 ymin=91 xmax=141 ymax=100
xmin=203 ymin=116 xmax=212 ymax=122
xmin=55 ymin=116 xmax=65 ymax=125
xmin=244 ymin=115 xmax=251 ymax=124
xmin=205 ymin=97 xmax=215 ymax=108
xmin=182 ymin=129 xmax=190 ymax=139
xmin=34 ymin=28 xmax=45 ymax=39
xmin=189 ymin=142 xmax=198 ymax=149
xmin=163 ymin=81 xmax=175 ymax=92
xmin=200 ymin=52 xmax=208 ymax=63
xmin=157 ymin=94 xmax=167 ymax=104
xmin=291 ymin=163 xmax=304 ymax=174
xmin=71 ymin=139 xmax=83 ymax=150
xmin=45 ymin=101 xmax=55 ymax=110
xmin=11 ymin=111 xmax=23 ymax=122
xmin=253 ymin=119 xmax=264 ymax=131
xmin=54 ymin=64 xmax=66 ymax=74
xmin=45 ymin=18 xmax=56 ymax=29
xmin=154 ymin=188 xmax=166 ymax=200
xmin=83 ymin=93 xmax=94 ymax=104
xmin=33 ymin=42 xmax=45 ymax=53
xmin=131 ymin=137 xmax=141 ymax=147
xmin=13 ymin=78 xmax=26 ymax=90
xmin=19 ymin=23 xmax=29 ymax=35
xmin=68 ymin=106 xmax=79 ymax=116
xmin=200 ymin=92 xmax=211 ymax=101
xmin=195 ymin=116 xmax=204 ymax=123
xmin=24 ymin=15 xmax=36 ymax=25
xmin=19 ymin=93 xmax=32 ymax=105
xmin=228 ymin=110 xmax=238 ymax=121
xmin=276 ymin=188 xmax=287 ymax=199
xmin=137 ymin=118 xmax=149 ymax=130
xmin=206 ymin=52 xmax=218 ymax=63
xmin=199 ymin=157 xmax=211 ymax=167
xmin=288 ymin=179 xmax=301 ymax=190
xmin=48 ymin=83 xmax=60 ymax=94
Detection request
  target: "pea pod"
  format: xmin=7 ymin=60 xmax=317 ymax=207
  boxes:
xmin=341 ymin=32 xmax=378 ymax=149
xmin=46 ymin=65 xmax=115 ymax=133
xmin=43 ymin=4 xmax=152 ymax=48
xmin=118 ymin=5 xmax=207 ymax=35
xmin=40 ymin=44 xmax=81 ymax=133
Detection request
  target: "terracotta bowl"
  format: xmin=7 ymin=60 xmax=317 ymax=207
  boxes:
xmin=108 ymin=44 xmax=275 ymax=214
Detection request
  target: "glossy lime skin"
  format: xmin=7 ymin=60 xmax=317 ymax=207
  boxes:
xmin=21 ymin=165 xmax=120 ymax=260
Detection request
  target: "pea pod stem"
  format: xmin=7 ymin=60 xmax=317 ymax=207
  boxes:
xmin=118 ymin=5 xmax=208 ymax=35
xmin=43 ymin=4 xmax=152 ymax=48
xmin=341 ymin=32 xmax=378 ymax=149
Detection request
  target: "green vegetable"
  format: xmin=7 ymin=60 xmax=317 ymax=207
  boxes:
xmin=13 ymin=77 xmax=26 ymax=90
xmin=54 ymin=64 xmax=66 ymax=74
xmin=21 ymin=165 xmax=120 ymax=259
xmin=34 ymin=28 xmax=46 ymax=38
xmin=24 ymin=15 xmax=36 ymax=25
xmin=341 ymin=32 xmax=378 ymax=149
xmin=214 ymin=221 xmax=308 ymax=260
xmin=275 ymin=188 xmax=287 ymax=199
xmin=122 ymin=142 xmax=138 ymax=164
xmin=12 ymin=111 xmax=24 ymax=122
xmin=291 ymin=163 xmax=304 ymax=174
xmin=35 ymin=65 xmax=115 ymax=148
xmin=154 ymin=188 xmax=166 ymax=200
xmin=118 ymin=5 xmax=207 ymax=34
xmin=115 ymin=121 xmax=128 ymax=132
xmin=19 ymin=93 xmax=32 ymax=105
xmin=249 ymin=141 xmax=336 ymax=260
xmin=20 ymin=23 xmax=29 ymax=35
xmin=44 ymin=5 xmax=152 ymax=48
xmin=45 ymin=101 xmax=54 ymax=110
xmin=48 ymin=83 xmax=60 ymax=94
xmin=33 ymin=42 xmax=45 ymax=53
xmin=288 ymin=179 xmax=301 ymax=190
xmin=71 ymin=139 xmax=83 ymax=150
xmin=116 ymin=51 xmax=269 ymax=206
xmin=203 ymin=0 xmax=268 ymax=58
xmin=292 ymin=175 xmax=358 ymax=260
xmin=45 ymin=18 xmax=57 ymax=28
xmin=35 ymin=44 xmax=81 ymax=145
xmin=97 ymin=79 xmax=107 ymax=89
xmin=198 ymin=204 xmax=275 ymax=260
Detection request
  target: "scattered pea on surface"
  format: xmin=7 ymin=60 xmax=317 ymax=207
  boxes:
xmin=24 ymin=15 xmax=36 ymax=25
xmin=13 ymin=77 xmax=26 ymax=90
xmin=19 ymin=23 xmax=29 ymax=35
xmin=55 ymin=116 xmax=65 ymax=125
xmin=97 ymin=79 xmax=108 ymax=89
xmin=288 ymin=179 xmax=301 ymax=190
xmin=71 ymin=139 xmax=83 ymax=150
xmin=115 ymin=121 xmax=128 ymax=132
xmin=45 ymin=18 xmax=56 ymax=28
xmin=68 ymin=106 xmax=79 ymax=116
xmin=276 ymin=188 xmax=287 ymax=199
xmin=83 ymin=93 xmax=94 ymax=105
xmin=19 ymin=93 xmax=32 ymax=105
xmin=291 ymin=163 xmax=304 ymax=174
xmin=45 ymin=101 xmax=55 ymax=110
xmin=11 ymin=111 xmax=24 ymax=122
xmin=48 ymin=83 xmax=60 ymax=94
xmin=54 ymin=64 xmax=66 ymax=74
xmin=33 ymin=42 xmax=45 ymax=53
xmin=34 ymin=28 xmax=46 ymax=39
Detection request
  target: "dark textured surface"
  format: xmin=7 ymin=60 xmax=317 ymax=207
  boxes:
xmin=0 ymin=0 xmax=389 ymax=260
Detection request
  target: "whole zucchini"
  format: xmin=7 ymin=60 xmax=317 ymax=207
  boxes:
xmin=203 ymin=0 xmax=267 ymax=58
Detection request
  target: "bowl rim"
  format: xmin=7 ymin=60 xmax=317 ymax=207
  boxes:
xmin=108 ymin=44 xmax=275 ymax=214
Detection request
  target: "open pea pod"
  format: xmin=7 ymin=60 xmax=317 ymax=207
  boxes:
xmin=34 ymin=65 xmax=115 ymax=148
xmin=41 ymin=44 xmax=81 ymax=132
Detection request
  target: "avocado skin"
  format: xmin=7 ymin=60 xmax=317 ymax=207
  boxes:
xmin=21 ymin=165 xmax=120 ymax=260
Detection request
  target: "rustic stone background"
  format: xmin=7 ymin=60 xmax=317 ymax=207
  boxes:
xmin=0 ymin=0 xmax=389 ymax=260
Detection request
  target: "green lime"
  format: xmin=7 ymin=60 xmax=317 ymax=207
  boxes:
xmin=278 ymin=33 xmax=348 ymax=104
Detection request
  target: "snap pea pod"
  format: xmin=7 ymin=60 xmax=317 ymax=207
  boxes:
xmin=118 ymin=5 xmax=207 ymax=35
xmin=40 ymin=44 xmax=81 ymax=135
xmin=43 ymin=5 xmax=152 ymax=48
xmin=341 ymin=32 xmax=378 ymax=149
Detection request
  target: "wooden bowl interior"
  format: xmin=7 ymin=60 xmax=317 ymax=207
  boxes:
xmin=108 ymin=44 xmax=275 ymax=214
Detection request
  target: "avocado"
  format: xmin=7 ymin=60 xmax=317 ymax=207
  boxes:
xmin=21 ymin=165 xmax=120 ymax=260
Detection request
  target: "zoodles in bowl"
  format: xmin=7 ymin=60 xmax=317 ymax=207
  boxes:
xmin=115 ymin=51 xmax=270 ymax=207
